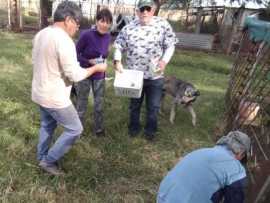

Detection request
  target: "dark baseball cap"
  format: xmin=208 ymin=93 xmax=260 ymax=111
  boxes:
xmin=137 ymin=0 xmax=155 ymax=9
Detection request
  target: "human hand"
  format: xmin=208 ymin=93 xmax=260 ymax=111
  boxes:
xmin=94 ymin=63 xmax=107 ymax=72
xmin=89 ymin=59 xmax=96 ymax=65
xmin=157 ymin=60 xmax=167 ymax=72
xmin=114 ymin=60 xmax=123 ymax=73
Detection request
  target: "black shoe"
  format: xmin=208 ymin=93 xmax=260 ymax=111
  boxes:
xmin=95 ymin=130 xmax=105 ymax=137
xmin=128 ymin=130 xmax=140 ymax=137
xmin=145 ymin=133 xmax=155 ymax=141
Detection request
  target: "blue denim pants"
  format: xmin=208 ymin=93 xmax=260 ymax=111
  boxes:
xmin=37 ymin=105 xmax=83 ymax=165
xmin=129 ymin=78 xmax=164 ymax=136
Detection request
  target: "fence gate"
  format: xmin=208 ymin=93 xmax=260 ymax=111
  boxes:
xmin=221 ymin=15 xmax=270 ymax=203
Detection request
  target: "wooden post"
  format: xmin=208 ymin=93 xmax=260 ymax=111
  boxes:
xmin=7 ymin=0 xmax=11 ymax=29
xmin=226 ymin=7 xmax=244 ymax=54
xmin=10 ymin=0 xmax=20 ymax=31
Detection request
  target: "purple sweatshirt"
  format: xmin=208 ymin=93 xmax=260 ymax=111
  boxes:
xmin=76 ymin=27 xmax=111 ymax=80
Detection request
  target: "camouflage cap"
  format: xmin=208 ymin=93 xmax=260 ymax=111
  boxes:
xmin=137 ymin=0 xmax=155 ymax=9
xmin=216 ymin=131 xmax=251 ymax=155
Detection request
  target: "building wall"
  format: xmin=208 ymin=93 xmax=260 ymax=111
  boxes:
xmin=222 ymin=8 xmax=258 ymax=27
xmin=159 ymin=9 xmax=186 ymax=21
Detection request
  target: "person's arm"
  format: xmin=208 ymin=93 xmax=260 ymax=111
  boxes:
xmin=113 ymin=28 xmax=128 ymax=72
xmin=158 ymin=20 xmax=178 ymax=72
xmin=223 ymin=177 xmax=247 ymax=203
xmin=158 ymin=45 xmax=175 ymax=71
xmin=113 ymin=47 xmax=123 ymax=72
xmin=58 ymin=37 xmax=107 ymax=82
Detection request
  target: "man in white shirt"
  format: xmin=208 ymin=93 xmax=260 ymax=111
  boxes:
xmin=114 ymin=0 xmax=177 ymax=140
xmin=32 ymin=1 xmax=107 ymax=175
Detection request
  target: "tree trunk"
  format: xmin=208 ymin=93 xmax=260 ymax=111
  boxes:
xmin=195 ymin=7 xmax=202 ymax=34
xmin=10 ymin=0 xmax=22 ymax=31
xmin=153 ymin=0 xmax=167 ymax=16
xmin=185 ymin=6 xmax=189 ymax=29
xmin=39 ymin=0 xmax=50 ymax=29
xmin=154 ymin=0 xmax=160 ymax=16
xmin=226 ymin=8 xmax=244 ymax=54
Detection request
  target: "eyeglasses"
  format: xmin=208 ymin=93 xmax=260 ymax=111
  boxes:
xmin=139 ymin=6 xmax=151 ymax=13
xmin=72 ymin=18 xmax=80 ymax=27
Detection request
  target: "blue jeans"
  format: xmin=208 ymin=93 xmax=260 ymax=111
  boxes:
xmin=129 ymin=78 xmax=164 ymax=136
xmin=75 ymin=78 xmax=105 ymax=133
xmin=37 ymin=105 xmax=83 ymax=165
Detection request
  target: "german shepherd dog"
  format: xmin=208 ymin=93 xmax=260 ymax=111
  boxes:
xmin=161 ymin=76 xmax=200 ymax=126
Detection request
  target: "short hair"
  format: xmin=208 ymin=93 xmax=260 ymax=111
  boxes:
xmin=216 ymin=131 xmax=251 ymax=155
xmin=96 ymin=8 xmax=113 ymax=24
xmin=54 ymin=1 xmax=82 ymax=23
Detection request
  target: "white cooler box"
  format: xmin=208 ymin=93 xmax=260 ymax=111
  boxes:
xmin=114 ymin=69 xmax=144 ymax=98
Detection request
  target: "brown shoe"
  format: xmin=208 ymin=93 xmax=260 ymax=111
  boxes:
xmin=39 ymin=160 xmax=64 ymax=176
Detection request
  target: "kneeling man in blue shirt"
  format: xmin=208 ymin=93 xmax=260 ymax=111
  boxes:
xmin=157 ymin=131 xmax=251 ymax=203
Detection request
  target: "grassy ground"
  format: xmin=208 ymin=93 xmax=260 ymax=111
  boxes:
xmin=0 ymin=31 xmax=233 ymax=203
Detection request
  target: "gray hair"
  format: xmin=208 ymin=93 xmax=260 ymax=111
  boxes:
xmin=54 ymin=1 xmax=82 ymax=23
xmin=216 ymin=131 xmax=251 ymax=155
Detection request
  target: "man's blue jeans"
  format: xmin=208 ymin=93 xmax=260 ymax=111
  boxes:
xmin=37 ymin=105 xmax=83 ymax=165
xmin=129 ymin=78 xmax=164 ymax=136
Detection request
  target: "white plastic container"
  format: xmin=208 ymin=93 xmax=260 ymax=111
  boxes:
xmin=114 ymin=69 xmax=144 ymax=98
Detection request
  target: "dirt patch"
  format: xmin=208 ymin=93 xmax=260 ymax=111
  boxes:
xmin=246 ymin=160 xmax=270 ymax=203
xmin=245 ymin=126 xmax=270 ymax=203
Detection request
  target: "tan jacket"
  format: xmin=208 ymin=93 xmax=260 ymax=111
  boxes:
xmin=32 ymin=26 xmax=88 ymax=108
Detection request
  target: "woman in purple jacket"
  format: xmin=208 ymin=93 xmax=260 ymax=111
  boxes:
xmin=75 ymin=8 xmax=112 ymax=136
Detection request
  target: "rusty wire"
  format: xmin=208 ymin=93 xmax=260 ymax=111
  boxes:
xmin=223 ymin=35 xmax=270 ymax=132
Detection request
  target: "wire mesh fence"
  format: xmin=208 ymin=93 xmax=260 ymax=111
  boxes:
xmin=220 ymin=28 xmax=270 ymax=203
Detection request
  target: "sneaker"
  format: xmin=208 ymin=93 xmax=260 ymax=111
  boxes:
xmin=95 ymin=130 xmax=105 ymax=137
xmin=39 ymin=160 xmax=64 ymax=176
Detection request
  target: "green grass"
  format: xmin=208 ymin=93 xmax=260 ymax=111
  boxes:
xmin=0 ymin=31 xmax=233 ymax=202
